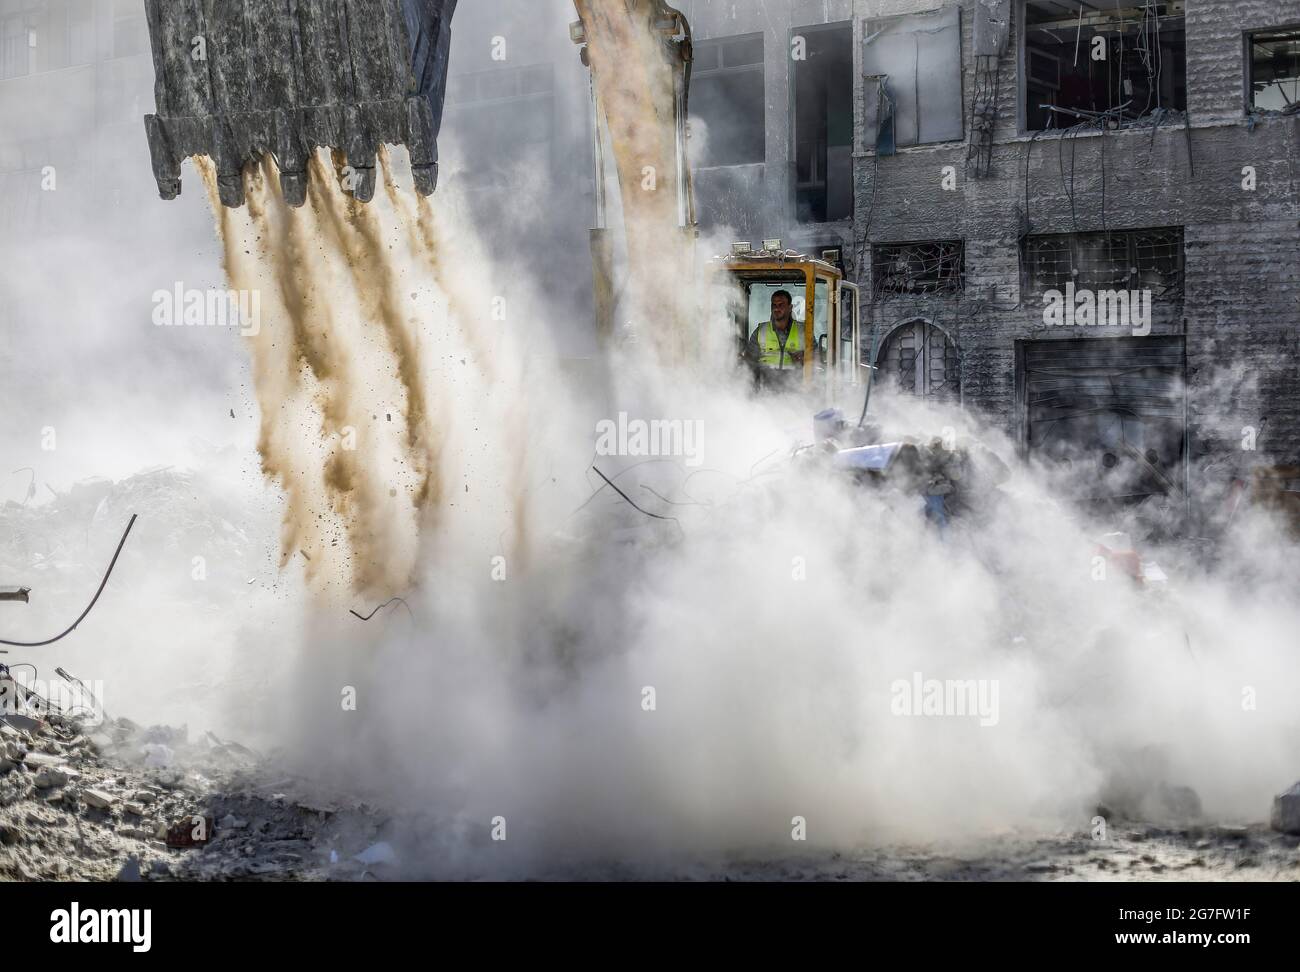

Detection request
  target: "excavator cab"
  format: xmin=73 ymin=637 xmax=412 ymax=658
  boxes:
xmin=716 ymin=243 xmax=862 ymax=401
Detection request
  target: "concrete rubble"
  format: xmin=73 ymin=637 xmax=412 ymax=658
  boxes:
xmin=0 ymin=710 xmax=399 ymax=881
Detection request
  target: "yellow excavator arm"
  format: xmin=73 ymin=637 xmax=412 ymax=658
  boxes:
xmin=571 ymin=0 xmax=697 ymax=357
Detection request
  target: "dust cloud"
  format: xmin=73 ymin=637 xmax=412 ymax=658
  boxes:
xmin=182 ymin=148 xmax=1300 ymax=877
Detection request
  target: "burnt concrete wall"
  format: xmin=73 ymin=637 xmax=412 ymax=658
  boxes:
xmin=845 ymin=0 xmax=1300 ymax=483
xmin=677 ymin=0 xmax=857 ymax=255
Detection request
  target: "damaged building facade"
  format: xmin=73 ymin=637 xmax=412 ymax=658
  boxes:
xmin=3 ymin=0 xmax=1297 ymax=526
xmin=675 ymin=0 xmax=1300 ymax=524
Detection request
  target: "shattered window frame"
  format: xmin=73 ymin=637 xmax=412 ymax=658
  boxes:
xmin=861 ymin=7 xmax=964 ymax=149
xmin=1018 ymin=0 xmax=1188 ymax=133
xmin=871 ymin=240 xmax=966 ymax=298
xmin=790 ymin=20 xmax=854 ymax=223
xmin=689 ymin=31 xmax=765 ymax=169
xmin=1021 ymin=227 xmax=1185 ymax=298
xmin=1245 ymin=25 xmax=1300 ymax=114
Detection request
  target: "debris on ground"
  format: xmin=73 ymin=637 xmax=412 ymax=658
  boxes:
xmin=0 ymin=708 xmax=391 ymax=881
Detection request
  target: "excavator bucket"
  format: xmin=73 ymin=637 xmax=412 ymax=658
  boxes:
xmin=142 ymin=0 xmax=458 ymax=209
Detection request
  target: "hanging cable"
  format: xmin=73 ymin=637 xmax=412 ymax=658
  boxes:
xmin=0 ymin=515 xmax=137 ymax=648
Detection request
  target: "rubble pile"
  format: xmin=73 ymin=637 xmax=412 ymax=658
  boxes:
xmin=0 ymin=711 xmax=396 ymax=881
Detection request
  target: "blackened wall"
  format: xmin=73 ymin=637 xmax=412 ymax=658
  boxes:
xmin=844 ymin=0 xmax=1300 ymax=484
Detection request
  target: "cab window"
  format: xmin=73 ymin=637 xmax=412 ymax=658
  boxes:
xmin=745 ymin=280 xmax=829 ymax=353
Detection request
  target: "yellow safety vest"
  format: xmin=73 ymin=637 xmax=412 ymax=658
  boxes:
xmin=755 ymin=322 xmax=804 ymax=369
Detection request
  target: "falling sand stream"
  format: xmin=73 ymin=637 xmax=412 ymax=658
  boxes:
xmin=196 ymin=150 xmax=525 ymax=599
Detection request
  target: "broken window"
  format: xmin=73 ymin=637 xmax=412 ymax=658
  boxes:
xmin=1022 ymin=227 xmax=1184 ymax=297
xmin=689 ymin=33 xmax=764 ymax=168
xmin=1247 ymin=27 xmax=1300 ymax=112
xmin=862 ymin=7 xmax=964 ymax=150
xmin=792 ymin=22 xmax=852 ymax=222
xmin=1021 ymin=1 xmax=1186 ymax=131
xmin=871 ymin=240 xmax=965 ymax=298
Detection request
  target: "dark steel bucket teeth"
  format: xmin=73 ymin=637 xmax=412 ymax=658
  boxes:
xmin=142 ymin=0 xmax=458 ymax=209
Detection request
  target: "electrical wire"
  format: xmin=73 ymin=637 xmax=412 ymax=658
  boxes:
xmin=349 ymin=596 xmax=414 ymax=623
xmin=0 ymin=514 xmax=137 ymax=649
xmin=591 ymin=465 xmax=680 ymax=525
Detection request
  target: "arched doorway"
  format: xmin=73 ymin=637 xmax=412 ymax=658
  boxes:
xmin=876 ymin=319 xmax=961 ymax=400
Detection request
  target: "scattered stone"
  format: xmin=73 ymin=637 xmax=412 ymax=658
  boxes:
xmin=133 ymin=789 xmax=158 ymax=805
xmin=116 ymin=856 xmax=143 ymax=882
xmin=82 ymin=788 xmax=116 ymax=810
xmin=0 ymin=774 xmax=31 ymax=807
xmin=33 ymin=766 xmax=72 ymax=789
xmin=21 ymin=752 xmax=63 ymax=769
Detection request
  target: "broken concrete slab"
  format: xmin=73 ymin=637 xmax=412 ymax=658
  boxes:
xmin=1 ymin=713 xmax=43 ymax=734
xmin=20 ymin=751 xmax=63 ymax=769
xmin=81 ymin=788 xmax=115 ymax=810
xmin=1270 ymin=782 xmax=1300 ymax=835
xmin=33 ymin=767 xmax=72 ymax=789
